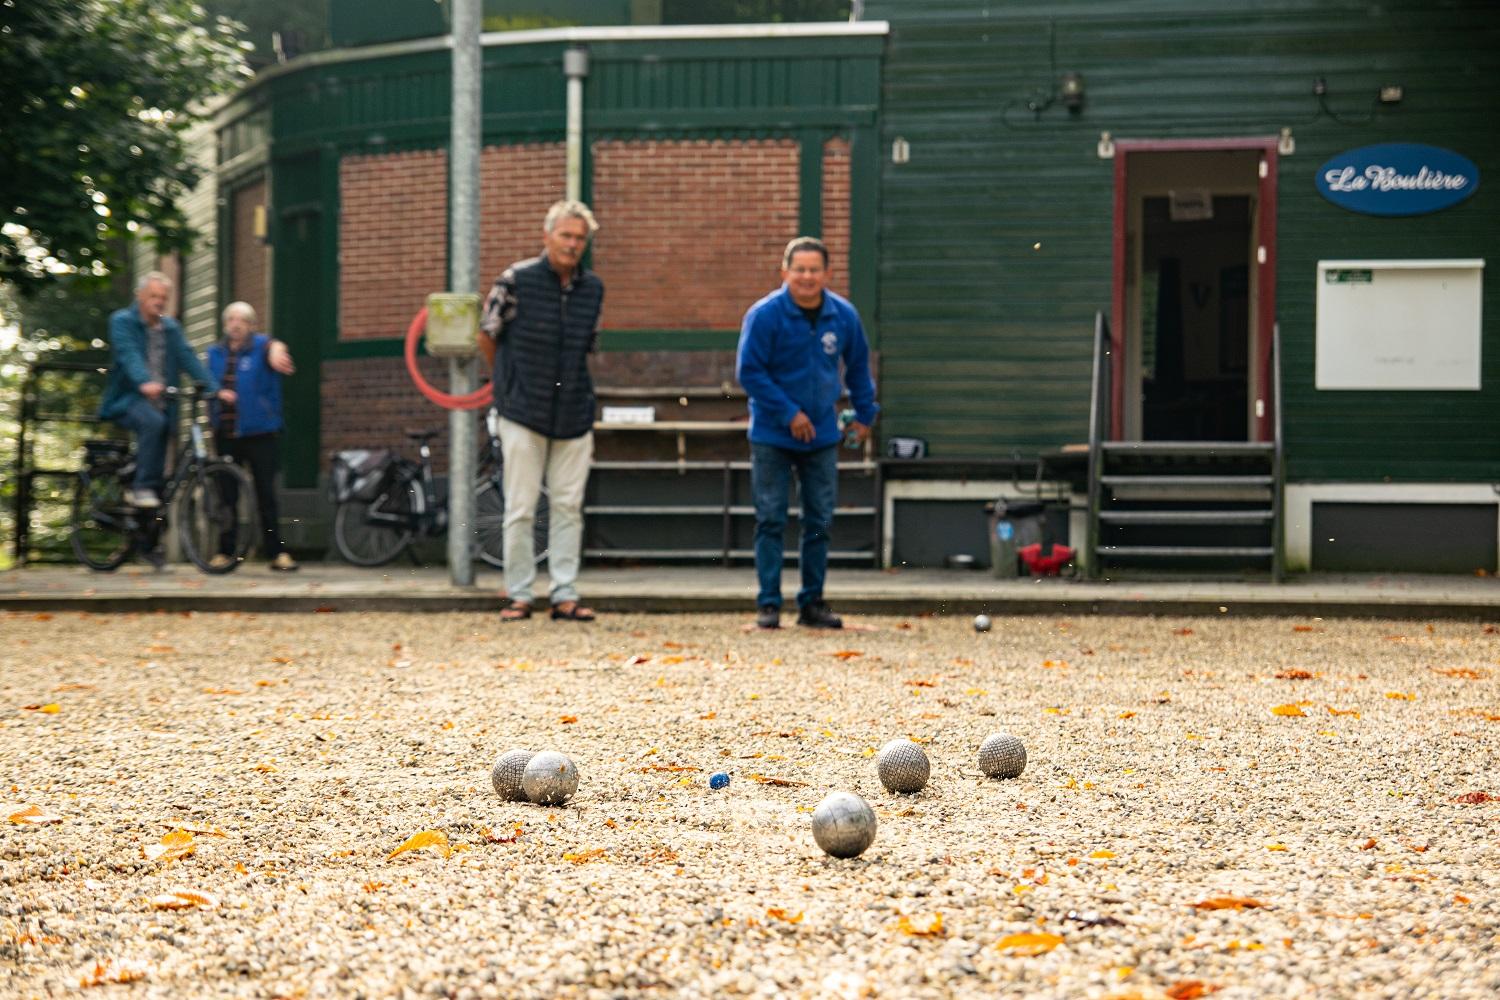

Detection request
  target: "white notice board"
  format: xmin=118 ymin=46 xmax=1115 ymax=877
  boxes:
xmin=1315 ymin=259 xmax=1484 ymax=390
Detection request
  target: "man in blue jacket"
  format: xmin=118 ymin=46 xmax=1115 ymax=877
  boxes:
xmin=736 ymin=237 xmax=879 ymax=630
xmin=98 ymin=272 xmax=222 ymax=509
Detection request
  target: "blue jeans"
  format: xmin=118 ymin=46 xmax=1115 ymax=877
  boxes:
xmin=751 ymin=442 xmax=838 ymax=610
xmin=114 ymin=397 xmax=169 ymax=493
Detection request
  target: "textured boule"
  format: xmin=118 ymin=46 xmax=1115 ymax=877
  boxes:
xmin=978 ymin=732 xmax=1027 ymax=779
xmin=875 ymin=738 xmax=930 ymax=794
xmin=490 ymin=748 xmax=534 ymax=802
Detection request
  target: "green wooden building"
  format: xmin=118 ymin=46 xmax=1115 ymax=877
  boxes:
xmin=193 ymin=0 xmax=1497 ymax=574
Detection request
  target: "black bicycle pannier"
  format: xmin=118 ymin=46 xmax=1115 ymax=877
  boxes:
xmin=329 ymin=449 xmax=393 ymax=504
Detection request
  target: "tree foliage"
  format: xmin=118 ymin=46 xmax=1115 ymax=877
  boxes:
xmin=0 ymin=0 xmax=250 ymax=295
xmin=199 ymin=0 xmax=330 ymax=70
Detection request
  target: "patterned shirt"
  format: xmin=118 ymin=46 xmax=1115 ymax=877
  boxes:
xmin=481 ymin=259 xmax=602 ymax=348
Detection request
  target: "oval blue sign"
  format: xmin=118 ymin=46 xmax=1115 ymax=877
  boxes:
xmin=1316 ymin=143 xmax=1479 ymax=216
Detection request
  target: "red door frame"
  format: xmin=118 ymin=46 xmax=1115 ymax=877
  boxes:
xmin=1110 ymin=137 xmax=1279 ymax=441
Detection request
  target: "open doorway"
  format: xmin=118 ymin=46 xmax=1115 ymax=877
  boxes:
xmin=1112 ymin=144 xmax=1276 ymax=442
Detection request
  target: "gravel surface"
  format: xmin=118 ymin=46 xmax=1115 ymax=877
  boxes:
xmin=2 ymin=609 xmax=1498 ymax=999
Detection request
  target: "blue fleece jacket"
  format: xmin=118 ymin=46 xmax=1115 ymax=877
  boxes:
xmin=736 ymin=285 xmax=879 ymax=451
xmin=207 ymin=334 xmax=284 ymax=438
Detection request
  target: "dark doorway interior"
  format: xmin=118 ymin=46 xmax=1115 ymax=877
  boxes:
xmin=1140 ymin=195 xmax=1250 ymax=441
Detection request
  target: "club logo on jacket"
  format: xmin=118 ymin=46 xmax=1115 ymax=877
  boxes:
xmin=821 ymin=331 xmax=838 ymax=356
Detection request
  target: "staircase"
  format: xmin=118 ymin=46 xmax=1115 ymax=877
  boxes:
xmin=1083 ymin=313 xmax=1284 ymax=581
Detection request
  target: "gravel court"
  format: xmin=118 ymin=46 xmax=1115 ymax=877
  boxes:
xmin=2 ymin=610 xmax=1498 ymax=999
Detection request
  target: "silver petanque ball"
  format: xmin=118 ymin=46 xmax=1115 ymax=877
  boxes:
xmin=811 ymin=791 xmax=877 ymax=859
xmin=491 ymin=748 xmax=535 ymax=802
xmin=876 ymin=738 xmax=930 ymax=794
xmin=978 ymin=732 xmax=1027 ymax=779
xmin=522 ymin=750 xmax=579 ymax=806
xmin=973 ymin=614 xmax=992 ymax=633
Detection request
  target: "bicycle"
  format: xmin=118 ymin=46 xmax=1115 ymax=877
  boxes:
xmin=329 ymin=414 xmax=549 ymax=569
xmin=70 ymin=384 xmax=258 ymax=573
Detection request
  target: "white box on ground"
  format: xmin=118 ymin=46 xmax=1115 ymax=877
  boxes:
xmin=601 ymin=405 xmax=656 ymax=424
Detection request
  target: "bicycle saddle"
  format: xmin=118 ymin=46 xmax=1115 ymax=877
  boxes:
xmin=404 ymin=429 xmax=441 ymax=443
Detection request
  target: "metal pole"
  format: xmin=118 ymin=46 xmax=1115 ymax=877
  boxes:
xmin=447 ymin=0 xmax=481 ymax=586
xmin=563 ymin=47 xmax=589 ymax=201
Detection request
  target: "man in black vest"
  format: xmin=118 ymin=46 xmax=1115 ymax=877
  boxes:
xmin=479 ymin=200 xmax=604 ymax=622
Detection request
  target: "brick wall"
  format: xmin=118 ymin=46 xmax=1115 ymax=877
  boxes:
xmin=231 ymin=178 xmax=269 ymax=324
xmin=339 ymin=150 xmax=448 ymax=341
xmin=320 ymin=356 xmax=480 ymax=475
xmin=821 ymin=137 xmax=851 ymax=298
xmin=479 ymin=143 xmax=568 ymax=286
xmin=590 ymin=139 xmax=801 ymax=330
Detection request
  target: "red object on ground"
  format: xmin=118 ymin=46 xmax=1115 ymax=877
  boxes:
xmin=404 ymin=307 xmax=493 ymax=411
xmin=1019 ymin=543 xmax=1075 ymax=576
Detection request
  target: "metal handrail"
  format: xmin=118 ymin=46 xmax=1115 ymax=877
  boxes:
xmin=1271 ymin=322 xmax=1285 ymax=583
xmin=1085 ymin=310 xmax=1111 ymax=579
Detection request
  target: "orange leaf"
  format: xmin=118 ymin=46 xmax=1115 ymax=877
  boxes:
xmin=562 ymin=848 xmax=607 ymax=864
xmin=1190 ymin=896 xmax=1268 ymax=911
xmin=8 ymin=805 xmax=63 ymax=825
xmin=1451 ymin=791 xmax=1497 ymax=804
xmin=994 ymin=931 xmax=1062 ymax=955
xmin=1117 ymin=711 xmax=1136 ymax=719
xmin=20 ymin=703 xmax=61 ymax=714
xmin=559 ymin=715 xmax=579 ymax=724
xmin=1454 ymin=894 xmax=1471 ymax=904
xmin=830 ymin=650 xmax=863 ymax=660
xmin=1271 ymin=704 xmax=1306 ymax=717
xmin=745 ymin=773 xmax=809 ymax=787
xmin=1360 ymin=838 xmax=1377 ymax=850
xmin=1292 ymin=625 xmax=1317 ymax=632
xmin=386 ymin=829 xmax=451 ymax=861
xmin=766 ymin=907 xmax=804 ymax=924
xmin=163 ymin=822 xmax=227 ymax=837
xmin=1090 ymin=849 xmax=1116 ymax=859
xmin=79 ymin=958 xmax=150 ymax=987
xmin=1165 ymin=981 xmax=1216 ymax=1000
xmin=1430 ymin=667 xmax=1486 ymax=679
xmin=1274 ymin=669 xmax=1314 ymax=680
xmin=145 ymin=889 xmax=219 ymax=911
xmin=362 ymin=881 xmax=389 ymax=893
xmin=898 ymin=913 xmax=944 ymax=937
xmin=1173 ymin=627 xmax=1194 ymax=636
xmin=143 ymin=829 xmax=196 ymax=863
xmin=1327 ymin=706 xmax=1361 ymax=718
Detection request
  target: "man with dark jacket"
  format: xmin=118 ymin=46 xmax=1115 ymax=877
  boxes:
xmin=98 ymin=271 xmax=222 ymax=509
xmin=737 ymin=237 xmax=879 ymax=630
xmin=478 ymin=200 xmax=604 ymax=623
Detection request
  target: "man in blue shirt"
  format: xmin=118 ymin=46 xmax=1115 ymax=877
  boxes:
xmin=98 ymin=271 xmax=222 ymax=510
xmin=736 ymin=237 xmax=879 ymax=629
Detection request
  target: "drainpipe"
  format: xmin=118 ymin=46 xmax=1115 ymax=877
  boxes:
xmin=563 ymin=47 xmax=589 ymax=201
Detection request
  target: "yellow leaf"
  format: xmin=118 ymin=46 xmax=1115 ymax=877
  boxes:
xmin=253 ymin=762 xmax=278 ymax=773
xmin=79 ymin=958 xmax=150 ymax=988
xmin=1012 ymin=884 xmax=1034 ymax=895
xmin=8 ymin=805 xmax=63 ymax=825
xmin=164 ymin=822 xmax=227 ymax=837
xmin=143 ymin=829 xmax=196 ymax=863
xmin=562 ymin=848 xmax=607 ymax=864
xmin=898 ymin=913 xmax=944 ymax=937
xmin=386 ymin=829 xmax=451 ymax=862
xmin=1089 ymin=850 xmax=1115 ymax=859
xmin=994 ymin=931 xmax=1063 ymax=955
xmin=145 ymin=889 xmax=219 ymax=911
xmin=766 ymin=907 xmax=804 ymax=923
xmin=1271 ymin=704 xmax=1306 ymax=717
xmin=1266 ymin=843 xmax=1287 ymax=852
xmin=1117 ymin=711 xmax=1136 ymax=719
xmin=1385 ymin=692 xmax=1416 ymax=701
xmin=233 ymin=862 xmax=248 ymax=875
xmin=362 ymin=881 xmax=388 ymax=893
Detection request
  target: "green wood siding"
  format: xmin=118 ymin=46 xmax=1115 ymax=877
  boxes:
xmin=865 ymin=0 xmax=1500 ymax=479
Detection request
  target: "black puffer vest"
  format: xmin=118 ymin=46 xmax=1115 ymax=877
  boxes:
xmin=494 ymin=255 xmax=604 ymax=439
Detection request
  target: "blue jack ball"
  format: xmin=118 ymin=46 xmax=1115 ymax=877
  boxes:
xmin=709 ymin=771 xmax=730 ymax=790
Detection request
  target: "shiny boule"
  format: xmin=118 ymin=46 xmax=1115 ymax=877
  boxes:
xmin=490 ymin=748 xmax=535 ymax=802
xmin=978 ymin=732 xmax=1027 ymax=779
xmin=973 ymin=614 xmax=992 ymax=633
xmin=811 ymin=791 xmax=877 ymax=858
xmin=875 ymin=738 xmax=930 ymax=794
xmin=522 ymin=750 xmax=579 ymax=805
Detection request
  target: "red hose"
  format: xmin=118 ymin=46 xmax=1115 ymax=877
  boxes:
xmin=404 ymin=306 xmax=493 ymax=410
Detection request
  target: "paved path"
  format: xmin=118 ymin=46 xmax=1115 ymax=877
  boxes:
xmin=4 ymin=562 xmax=1499 ymax=619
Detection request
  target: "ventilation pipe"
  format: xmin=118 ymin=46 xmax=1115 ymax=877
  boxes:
xmin=564 ymin=47 xmax=589 ymax=201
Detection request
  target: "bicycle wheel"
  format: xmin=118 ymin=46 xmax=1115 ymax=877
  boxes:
xmin=70 ymin=468 xmax=132 ymax=571
xmin=177 ymin=460 xmax=258 ymax=574
xmin=472 ymin=468 xmax=549 ymax=569
xmin=333 ymin=476 xmax=418 ymax=567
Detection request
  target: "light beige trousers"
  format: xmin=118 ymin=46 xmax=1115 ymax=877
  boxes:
xmin=498 ymin=416 xmax=593 ymax=605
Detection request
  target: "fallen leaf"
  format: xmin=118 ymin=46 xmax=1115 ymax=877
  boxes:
xmin=234 ymin=862 xmax=249 ymax=875
xmin=898 ymin=913 xmax=944 ymax=937
xmin=8 ymin=805 xmax=63 ymax=825
xmin=699 ymin=711 xmax=717 ymax=720
xmin=1266 ymin=843 xmax=1287 ymax=852
xmin=362 ymin=881 xmax=388 ymax=893
xmin=905 ymin=678 xmax=938 ymax=687
xmin=1430 ymin=667 xmax=1487 ymax=679
xmin=1117 ymin=711 xmax=1136 ymax=719
xmin=562 ymin=848 xmax=607 ymax=864
xmin=143 ymin=829 xmax=196 ymax=863
xmin=1385 ymin=692 xmax=1416 ymax=700
xmin=1165 ymin=981 xmax=1216 ymax=1000
xmin=1173 ymin=627 xmax=1194 ymax=636
xmin=1090 ymin=849 xmax=1116 ymax=859
xmin=252 ymin=762 xmax=279 ymax=773
xmin=1274 ymin=670 xmax=1314 ymax=680
xmin=145 ymin=889 xmax=219 ymax=911
xmin=162 ymin=822 xmax=227 ymax=837
xmin=53 ymin=683 xmax=96 ymax=692
xmin=33 ymin=613 xmax=53 ymax=621
xmin=1361 ymin=838 xmax=1377 ymax=850
xmin=20 ymin=703 xmax=61 ymax=714
xmin=387 ymin=829 xmax=452 ymax=862
xmin=1451 ymin=791 xmax=1497 ymax=804
xmin=482 ymin=824 xmax=523 ymax=844
xmin=1327 ymin=706 xmax=1361 ymax=718
xmin=1190 ymin=896 xmax=1268 ymax=911
xmin=745 ymin=773 xmax=809 ymax=788
xmin=559 ymin=715 xmax=579 ymax=724
xmin=1292 ymin=625 xmax=1318 ymax=632
xmin=1454 ymin=894 xmax=1471 ymax=904
xmin=79 ymin=959 xmax=150 ymax=987
xmin=994 ymin=931 xmax=1063 ymax=955
xmin=766 ymin=907 xmax=804 ymax=923
xmin=635 ymin=764 xmax=700 ymax=773
xmin=830 ymin=650 xmax=863 ymax=660
xmin=1271 ymin=704 xmax=1306 ymax=717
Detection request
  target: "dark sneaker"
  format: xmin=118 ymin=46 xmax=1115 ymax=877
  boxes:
xmin=756 ymin=605 xmax=781 ymax=630
xmin=796 ymin=601 xmax=843 ymax=629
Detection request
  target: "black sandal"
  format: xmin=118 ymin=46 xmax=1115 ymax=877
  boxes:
xmin=500 ymin=601 xmax=533 ymax=622
xmin=550 ymin=601 xmax=596 ymax=622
